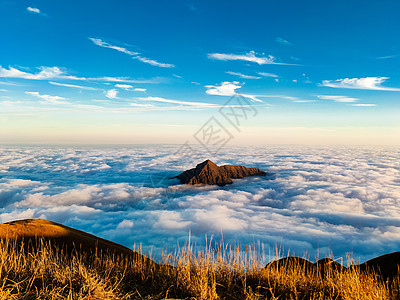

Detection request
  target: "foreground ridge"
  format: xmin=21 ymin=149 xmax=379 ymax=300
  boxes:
xmin=1 ymin=218 xmax=400 ymax=299
xmin=174 ymin=159 xmax=267 ymax=186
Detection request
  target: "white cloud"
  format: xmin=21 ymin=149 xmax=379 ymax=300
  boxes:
xmin=321 ymin=77 xmax=400 ymax=91
xmin=1 ymin=146 xmax=400 ymax=261
xmin=208 ymin=51 xmax=292 ymax=65
xmin=135 ymin=56 xmax=174 ymax=68
xmin=27 ymin=7 xmax=40 ymax=14
xmin=276 ymin=37 xmax=292 ymax=45
xmin=0 ymin=66 xmax=161 ymax=84
xmin=117 ymin=219 xmax=134 ymax=229
xmin=115 ymin=84 xmax=133 ymax=90
xmin=134 ymin=88 xmax=147 ymax=92
xmin=0 ymin=66 xmax=64 ymax=80
xmin=208 ymin=51 xmax=275 ymax=65
xmin=138 ymin=96 xmax=215 ymax=107
xmin=205 ymin=81 xmax=263 ymax=102
xmin=226 ymin=71 xmax=261 ymax=79
xmin=90 ymin=76 xmax=162 ymax=84
xmin=49 ymin=81 xmax=97 ymax=90
xmin=317 ymin=95 xmax=359 ymax=103
xmin=25 ymin=91 xmax=67 ymax=104
xmin=105 ymin=89 xmax=118 ymax=99
xmin=351 ymin=104 xmax=377 ymax=107
xmin=258 ymin=72 xmax=279 ymax=78
xmin=88 ymin=38 xmax=139 ymax=56
xmin=205 ymin=81 xmax=241 ymax=96
xmin=89 ymin=38 xmax=174 ymax=68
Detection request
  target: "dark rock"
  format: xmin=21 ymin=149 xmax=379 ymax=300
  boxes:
xmin=174 ymin=160 xmax=266 ymax=186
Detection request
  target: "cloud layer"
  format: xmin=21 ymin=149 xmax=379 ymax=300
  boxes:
xmin=1 ymin=145 xmax=399 ymax=262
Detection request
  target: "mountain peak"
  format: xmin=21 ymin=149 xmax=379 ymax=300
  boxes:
xmin=174 ymin=160 xmax=266 ymax=186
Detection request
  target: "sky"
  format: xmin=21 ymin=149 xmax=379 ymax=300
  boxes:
xmin=0 ymin=0 xmax=399 ymax=145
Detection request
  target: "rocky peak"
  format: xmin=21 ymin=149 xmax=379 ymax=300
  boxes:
xmin=174 ymin=160 xmax=266 ymax=186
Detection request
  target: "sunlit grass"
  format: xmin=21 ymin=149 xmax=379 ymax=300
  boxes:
xmin=0 ymin=237 xmax=398 ymax=299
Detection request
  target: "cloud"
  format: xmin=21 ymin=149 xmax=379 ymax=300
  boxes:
xmin=134 ymin=88 xmax=147 ymax=92
xmin=27 ymin=7 xmax=40 ymax=14
xmin=351 ymin=104 xmax=377 ymax=107
xmin=117 ymin=219 xmax=134 ymax=229
xmin=226 ymin=71 xmax=261 ymax=79
xmin=0 ymin=66 xmax=64 ymax=80
xmin=317 ymin=95 xmax=359 ymax=103
xmin=1 ymin=146 xmax=400 ymax=261
xmin=376 ymin=54 xmax=398 ymax=60
xmin=135 ymin=56 xmax=174 ymax=68
xmin=138 ymin=96 xmax=216 ymax=107
xmin=205 ymin=81 xmax=241 ymax=96
xmin=105 ymin=89 xmax=118 ymax=99
xmin=49 ymin=81 xmax=97 ymax=90
xmin=276 ymin=37 xmax=292 ymax=45
xmin=25 ymin=91 xmax=67 ymax=104
xmin=115 ymin=84 xmax=133 ymax=90
xmin=205 ymin=81 xmax=263 ymax=102
xmin=88 ymin=38 xmax=139 ymax=56
xmin=0 ymin=66 xmax=162 ymax=84
xmin=321 ymin=77 xmax=400 ymax=91
xmin=258 ymin=72 xmax=279 ymax=78
xmin=89 ymin=38 xmax=174 ymax=68
xmin=208 ymin=51 xmax=290 ymax=65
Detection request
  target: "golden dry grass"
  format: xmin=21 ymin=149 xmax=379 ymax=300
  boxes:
xmin=0 ymin=237 xmax=399 ymax=299
xmin=0 ymin=219 xmax=399 ymax=299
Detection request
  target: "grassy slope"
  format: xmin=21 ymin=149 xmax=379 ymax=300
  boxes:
xmin=0 ymin=219 xmax=143 ymax=258
xmin=1 ymin=218 xmax=400 ymax=299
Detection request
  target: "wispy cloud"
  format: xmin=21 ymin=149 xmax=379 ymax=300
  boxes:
xmin=134 ymin=88 xmax=147 ymax=92
xmin=88 ymin=38 xmax=139 ymax=56
xmin=49 ymin=81 xmax=97 ymax=90
xmin=27 ymin=7 xmax=47 ymax=17
xmin=321 ymin=77 xmax=400 ymax=91
xmin=89 ymin=38 xmax=174 ymax=68
xmin=27 ymin=7 xmax=40 ymax=14
xmin=317 ymin=95 xmax=359 ymax=102
xmin=226 ymin=71 xmax=261 ymax=79
xmin=258 ymin=72 xmax=279 ymax=78
xmin=205 ymin=81 xmax=262 ymax=102
xmin=276 ymin=37 xmax=292 ymax=46
xmin=115 ymin=84 xmax=132 ymax=90
xmin=0 ymin=66 xmax=162 ymax=84
xmin=138 ymin=96 xmax=216 ymax=107
xmin=351 ymin=104 xmax=377 ymax=107
xmin=105 ymin=89 xmax=118 ymax=99
xmin=89 ymin=76 xmax=163 ymax=84
xmin=25 ymin=91 xmax=67 ymax=104
xmin=0 ymin=66 xmax=65 ymax=80
xmin=135 ymin=56 xmax=174 ymax=68
xmin=208 ymin=51 xmax=292 ymax=65
xmin=376 ymin=54 xmax=398 ymax=60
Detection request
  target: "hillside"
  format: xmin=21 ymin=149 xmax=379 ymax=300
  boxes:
xmin=1 ymin=218 xmax=400 ymax=299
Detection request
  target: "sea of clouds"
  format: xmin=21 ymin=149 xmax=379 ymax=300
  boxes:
xmin=0 ymin=145 xmax=399 ymax=262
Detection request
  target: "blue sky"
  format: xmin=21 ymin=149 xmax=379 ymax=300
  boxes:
xmin=0 ymin=0 xmax=399 ymax=145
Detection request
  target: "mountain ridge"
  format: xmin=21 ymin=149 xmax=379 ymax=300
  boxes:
xmin=174 ymin=159 xmax=266 ymax=186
